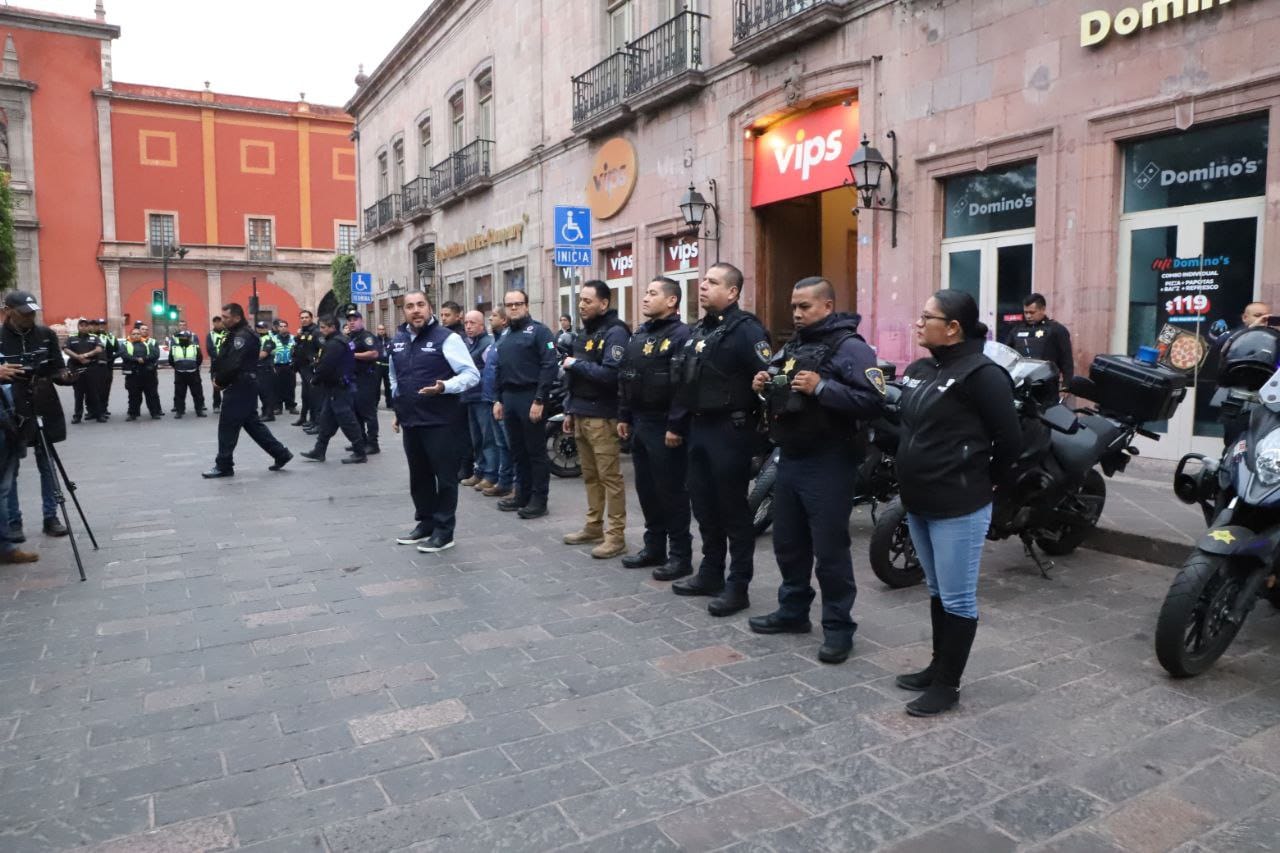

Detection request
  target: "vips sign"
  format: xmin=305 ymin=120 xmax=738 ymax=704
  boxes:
xmin=586 ymin=137 xmax=638 ymax=220
xmin=751 ymin=102 xmax=861 ymax=208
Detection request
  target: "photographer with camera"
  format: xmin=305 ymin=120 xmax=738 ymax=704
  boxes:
xmin=0 ymin=290 xmax=70 ymax=557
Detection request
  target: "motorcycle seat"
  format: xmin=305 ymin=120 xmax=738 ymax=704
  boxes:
xmin=1050 ymin=422 xmax=1107 ymax=473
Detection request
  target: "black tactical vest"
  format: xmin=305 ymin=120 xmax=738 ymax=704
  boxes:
xmin=765 ymin=330 xmax=859 ymax=451
xmin=567 ymin=317 xmax=627 ymax=401
xmin=674 ymin=312 xmax=758 ymax=414
xmin=620 ymin=321 xmax=682 ymax=411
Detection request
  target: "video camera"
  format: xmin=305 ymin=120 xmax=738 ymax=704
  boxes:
xmin=0 ymin=349 xmax=54 ymax=382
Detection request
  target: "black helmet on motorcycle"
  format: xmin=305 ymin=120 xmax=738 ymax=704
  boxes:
xmin=1219 ymin=326 xmax=1280 ymax=391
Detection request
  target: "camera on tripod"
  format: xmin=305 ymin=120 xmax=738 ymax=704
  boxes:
xmin=0 ymin=349 xmax=53 ymax=382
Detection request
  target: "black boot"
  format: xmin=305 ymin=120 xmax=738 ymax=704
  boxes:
xmin=707 ymin=586 xmax=749 ymax=617
xmin=517 ymin=496 xmax=547 ymax=519
xmin=896 ymin=597 xmax=945 ymax=691
xmin=621 ymin=549 xmax=666 ymax=569
xmin=906 ymin=610 xmax=977 ymax=717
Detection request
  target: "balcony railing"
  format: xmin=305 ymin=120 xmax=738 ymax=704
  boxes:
xmin=451 ymin=138 xmax=493 ymax=192
xmin=429 ymin=154 xmax=455 ymax=199
xmin=735 ymin=0 xmax=823 ymax=41
xmin=570 ymin=10 xmax=708 ymax=129
xmin=572 ymin=51 xmax=631 ymax=127
xmin=402 ymin=176 xmax=431 ymax=215
xmin=376 ymin=193 xmax=401 ymax=226
xmin=363 ymin=204 xmax=379 ymax=233
xmin=627 ymin=9 xmax=707 ymax=96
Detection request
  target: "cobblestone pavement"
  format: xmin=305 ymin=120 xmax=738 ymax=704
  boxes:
xmin=1 ymin=376 xmax=1278 ymax=852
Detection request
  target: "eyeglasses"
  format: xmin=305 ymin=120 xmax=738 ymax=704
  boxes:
xmin=503 ymin=301 xmax=527 ymax=308
xmin=919 ymin=313 xmax=949 ymax=324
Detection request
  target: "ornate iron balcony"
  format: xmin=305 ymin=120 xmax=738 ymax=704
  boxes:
xmin=363 ymin=204 xmax=380 ymax=233
xmin=572 ymin=51 xmax=631 ymax=126
xmin=627 ymin=9 xmax=707 ymax=96
xmin=429 ymin=154 xmax=455 ymax=199
xmin=376 ymin=193 xmax=401 ymax=227
xmin=735 ymin=0 xmax=823 ymax=41
xmin=451 ymin=139 xmax=493 ymax=192
xmin=402 ymin=176 xmax=431 ymax=215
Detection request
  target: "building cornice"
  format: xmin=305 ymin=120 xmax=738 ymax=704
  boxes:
xmin=0 ymin=7 xmax=119 ymax=39
xmin=344 ymin=0 xmax=471 ymax=116
xmin=99 ymin=89 xmax=353 ymax=124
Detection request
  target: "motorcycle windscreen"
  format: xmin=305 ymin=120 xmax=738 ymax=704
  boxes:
xmin=1240 ymin=406 xmax=1280 ymax=507
xmin=983 ymin=341 xmax=1021 ymax=373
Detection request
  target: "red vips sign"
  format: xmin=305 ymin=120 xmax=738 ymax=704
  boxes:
xmin=751 ymin=102 xmax=861 ymax=208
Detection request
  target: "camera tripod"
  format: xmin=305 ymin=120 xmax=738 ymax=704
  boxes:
xmin=33 ymin=415 xmax=96 ymax=581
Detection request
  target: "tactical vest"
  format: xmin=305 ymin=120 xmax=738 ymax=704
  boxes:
xmin=272 ymin=334 xmax=293 ymax=366
xmin=257 ymin=334 xmax=275 ymax=369
xmin=210 ymin=330 xmax=228 ymax=356
xmin=171 ymin=343 xmax=200 ymax=372
xmin=765 ymin=330 xmax=859 ymax=452
xmin=620 ymin=321 xmax=682 ymax=411
xmin=674 ymin=312 xmax=758 ymax=414
xmin=567 ymin=317 xmax=627 ymax=401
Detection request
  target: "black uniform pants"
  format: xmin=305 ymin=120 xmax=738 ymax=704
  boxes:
xmin=102 ymin=363 xmax=114 ymax=411
xmin=274 ymin=365 xmax=296 ymax=410
xmin=126 ymin=371 xmax=162 ymax=417
xmin=402 ymin=424 xmax=465 ymax=539
xmin=687 ymin=413 xmax=756 ymax=591
xmin=379 ymin=363 xmax=393 ymax=408
xmin=631 ymin=414 xmax=692 ymax=561
xmin=354 ymin=371 xmax=380 ymax=445
xmin=501 ymin=388 xmax=550 ymax=504
xmin=215 ymin=378 xmax=288 ymax=472
xmin=256 ymin=367 xmax=276 ymax=415
xmin=773 ymin=446 xmax=859 ymax=641
xmin=173 ymin=370 xmax=205 ymax=413
xmin=73 ymin=369 xmax=103 ymax=418
xmin=296 ymin=363 xmax=316 ymax=421
xmin=312 ymin=385 xmax=364 ymax=456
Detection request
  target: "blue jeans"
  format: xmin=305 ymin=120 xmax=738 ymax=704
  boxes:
xmin=488 ymin=401 xmax=514 ymax=489
xmin=8 ymin=443 xmax=57 ymax=530
xmin=0 ymin=434 xmax=22 ymax=554
xmin=905 ymin=504 xmax=992 ymax=620
xmin=467 ymin=401 xmax=500 ymax=483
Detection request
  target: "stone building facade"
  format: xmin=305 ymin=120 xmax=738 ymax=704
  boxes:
xmin=349 ymin=0 xmax=1280 ymax=459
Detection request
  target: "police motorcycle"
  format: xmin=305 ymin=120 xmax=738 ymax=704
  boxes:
xmin=1157 ymin=326 xmax=1280 ymax=678
xmin=544 ymin=367 xmax=581 ymax=478
xmin=869 ymin=342 xmax=1185 ymax=587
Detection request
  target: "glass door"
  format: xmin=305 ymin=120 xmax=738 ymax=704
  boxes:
xmin=941 ymin=230 xmax=1035 ymax=343
xmin=1116 ymin=198 xmax=1264 ymax=459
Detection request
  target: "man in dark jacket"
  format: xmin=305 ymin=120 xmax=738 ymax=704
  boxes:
xmin=63 ymin=318 xmax=105 ymax=423
xmin=292 ymin=310 xmax=322 ymax=429
xmin=202 ymin=303 xmax=292 ymax=478
xmin=561 ymin=280 xmax=631 ymax=558
xmin=618 ymin=277 xmax=692 ymax=580
xmin=299 ymin=315 xmax=366 ymax=465
xmin=206 ymin=315 xmax=227 ymax=412
xmin=389 ymin=290 xmax=480 ymax=553
xmin=375 ymin=323 xmax=394 ymax=408
xmin=119 ymin=325 xmax=163 ymax=420
xmin=1005 ymin=292 xmax=1074 ymax=385
xmin=750 ymin=278 xmax=887 ymax=664
xmin=493 ymin=290 xmax=558 ymax=519
xmin=345 ymin=310 xmax=381 ymax=454
xmin=459 ymin=310 xmax=496 ymax=490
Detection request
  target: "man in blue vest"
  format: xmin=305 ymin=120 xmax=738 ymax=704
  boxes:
xmin=272 ymin=319 xmax=297 ymax=416
xmin=389 ymin=289 xmax=480 ymax=553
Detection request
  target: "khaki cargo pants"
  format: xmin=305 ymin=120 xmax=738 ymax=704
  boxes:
xmin=575 ymin=416 xmax=626 ymax=539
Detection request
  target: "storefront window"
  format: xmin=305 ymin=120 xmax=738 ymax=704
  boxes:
xmin=603 ymin=245 xmax=634 ymax=326
xmin=474 ymin=273 xmax=493 ymax=314
xmin=662 ymin=235 xmax=700 ymax=324
xmin=558 ymin=266 xmax=581 ymax=328
xmin=1123 ymin=115 xmax=1268 ymax=214
xmin=503 ymin=266 xmax=526 ymax=293
xmin=944 ymin=162 xmax=1036 ymax=238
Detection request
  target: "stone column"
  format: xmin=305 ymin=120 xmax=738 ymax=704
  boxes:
xmin=206 ymin=268 xmax=222 ymax=327
xmin=103 ymin=262 xmax=121 ymax=335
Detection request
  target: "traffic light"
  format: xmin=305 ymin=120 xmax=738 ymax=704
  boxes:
xmin=151 ymin=289 xmax=164 ymax=316
xmin=167 ymin=307 xmax=178 ymax=322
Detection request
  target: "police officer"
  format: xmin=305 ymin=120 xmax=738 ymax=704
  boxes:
xmin=120 ymin=325 xmax=163 ymax=420
xmin=388 ymin=290 xmax=480 ymax=552
xmin=618 ymin=276 xmax=692 ymax=580
xmin=94 ymin=318 xmax=116 ymax=417
xmin=271 ymin=319 xmax=296 ymax=415
xmin=1005 ymin=293 xmax=1074 ymax=384
xmin=375 ymin=323 xmax=394 ymax=408
xmin=493 ymin=289 xmax=558 ymax=519
xmin=749 ymin=278 xmax=887 ymax=663
xmin=202 ymin=303 xmax=292 ymax=478
xmin=63 ymin=318 xmax=104 ymax=424
xmin=299 ymin=314 xmax=366 ymax=464
xmin=345 ymin=309 xmax=381 ymax=454
xmin=254 ymin=320 xmax=278 ymax=419
xmin=671 ymin=262 xmax=771 ymax=617
xmin=293 ymin=310 xmax=321 ymax=430
xmin=206 ymin=315 xmax=227 ymax=412
xmin=169 ymin=327 xmax=206 ymax=418
xmin=561 ymin=279 xmax=631 ymax=558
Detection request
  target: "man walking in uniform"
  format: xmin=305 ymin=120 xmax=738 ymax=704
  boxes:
xmin=561 ymin=280 xmax=630 ymax=559
xmin=169 ymin=327 xmax=206 ymax=418
xmin=672 ymin=262 xmax=771 ymax=617
xmin=618 ymin=277 xmax=693 ymax=580
xmin=206 ymin=315 xmax=227 ymax=412
xmin=493 ymin=290 xmax=558 ymax=519
xmin=202 ymin=303 xmax=292 ymax=478
xmin=751 ymin=278 xmax=887 ymax=664
xmin=346 ymin=309 xmax=382 ymax=455
xmin=390 ymin=291 xmax=480 ymax=552
xmin=1005 ymin=293 xmax=1074 ymax=385
xmin=299 ymin=315 xmax=366 ymax=464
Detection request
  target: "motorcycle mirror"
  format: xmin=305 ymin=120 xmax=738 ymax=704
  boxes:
xmin=1041 ymin=405 xmax=1080 ymax=434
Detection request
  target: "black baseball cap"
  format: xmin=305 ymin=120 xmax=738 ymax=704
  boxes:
xmin=345 ymin=308 xmax=362 ymax=319
xmin=255 ymin=320 xmax=269 ymax=330
xmin=3 ymin=290 xmax=39 ymax=314
xmin=95 ymin=317 xmax=106 ymax=324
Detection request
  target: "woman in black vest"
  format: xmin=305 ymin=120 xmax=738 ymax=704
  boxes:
xmin=894 ymin=290 xmax=1020 ymax=716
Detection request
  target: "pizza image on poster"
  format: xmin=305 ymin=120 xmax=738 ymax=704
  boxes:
xmin=1156 ymin=323 xmax=1208 ymax=372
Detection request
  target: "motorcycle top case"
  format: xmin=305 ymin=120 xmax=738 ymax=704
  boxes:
xmin=1086 ymin=354 xmax=1187 ymax=423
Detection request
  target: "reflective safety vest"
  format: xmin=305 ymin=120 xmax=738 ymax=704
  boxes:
xmin=171 ymin=343 xmax=200 ymax=372
xmin=271 ymin=333 xmax=293 ymax=366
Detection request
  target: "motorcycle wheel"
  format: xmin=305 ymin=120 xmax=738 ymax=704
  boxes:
xmin=1036 ymin=469 xmax=1107 ymax=556
xmin=546 ymin=421 xmax=581 ymax=478
xmin=747 ymin=455 xmax=777 ymax=537
xmin=869 ymin=497 xmax=924 ymax=589
xmin=1155 ymin=552 xmax=1249 ymax=678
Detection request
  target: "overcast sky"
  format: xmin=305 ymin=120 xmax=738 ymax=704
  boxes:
xmin=15 ymin=0 xmax=429 ymax=107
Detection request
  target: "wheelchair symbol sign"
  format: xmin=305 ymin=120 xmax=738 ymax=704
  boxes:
xmin=553 ymin=205 xmax=591 ymax=248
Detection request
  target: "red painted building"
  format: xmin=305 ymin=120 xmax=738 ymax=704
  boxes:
xmin=0 ymin=4 xmax=355 ymax=339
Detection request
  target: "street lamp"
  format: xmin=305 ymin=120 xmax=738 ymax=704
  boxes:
xmin=678 ymin=179 xmax=720 ymax=262
xmin=846 ymin=131 xmax=900 ymax=248
xmin=160 ymin=242 xmax=188 ymax=337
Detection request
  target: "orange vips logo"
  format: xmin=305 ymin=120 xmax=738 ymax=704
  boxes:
xmin=586 ymin=137 xmax=638 ymax=220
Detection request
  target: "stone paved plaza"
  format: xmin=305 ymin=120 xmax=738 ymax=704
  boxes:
xmin=1 ymin=377 xmax=1279 ymax=852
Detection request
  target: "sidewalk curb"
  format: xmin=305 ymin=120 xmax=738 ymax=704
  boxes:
xmin=1083 ymin=527 xmax=1188 ymax=568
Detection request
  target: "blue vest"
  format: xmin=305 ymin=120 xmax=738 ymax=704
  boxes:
xmin=389 ymin=319 xmax=459 ymax=428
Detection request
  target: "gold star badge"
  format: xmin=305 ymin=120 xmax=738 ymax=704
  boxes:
xmin=784 ymin=358 xmax=796 ymax=374
xmin=1209 ymin=529 xmax=1236 ymax=544
xmin=642 ymin=340 xmax=654 ymax=356
xmin=659 ymin=339 xmax=671 ymax=352
xmin=695 ymin=340 xmax=706 ymax=353
xmin=585 ymin=339 xmax=595 ymax=352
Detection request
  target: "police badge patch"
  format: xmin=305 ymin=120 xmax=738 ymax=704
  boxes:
xmin=233 ymin=337 xmax=245 ymax=349
xmin=865 ymin=367 xmax=887 ymax=395
xmin=611 ymin=345 xmax=624 ymax=361
xmin=755 ymin=341 xmax=772 ymax=363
